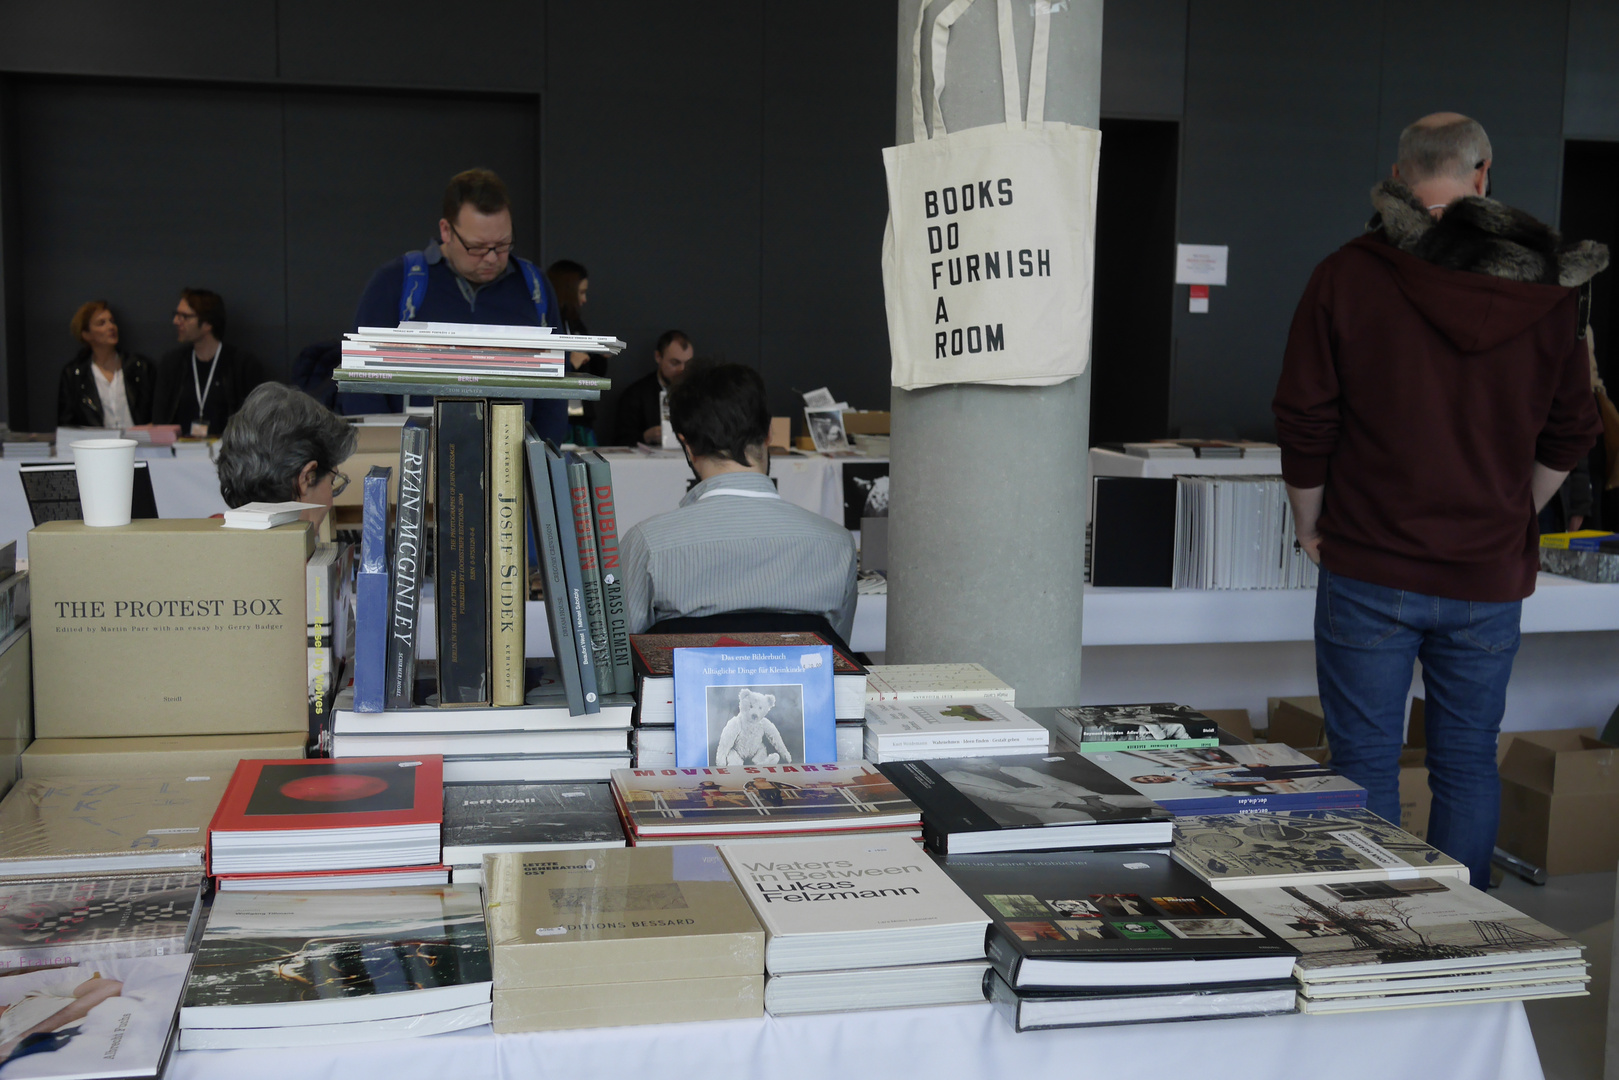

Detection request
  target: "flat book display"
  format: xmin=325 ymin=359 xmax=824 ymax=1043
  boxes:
xmin=442 ymin=782 xmax=626 ymax=864
xmin=0 ymin=775 xmax=229 ymax=878
xmin=0 ymin=873 xmax=204 ymax=969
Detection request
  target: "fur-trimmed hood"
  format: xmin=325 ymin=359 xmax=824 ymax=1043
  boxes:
xmin=1370 ymin=178 xmax=1608 ymax=287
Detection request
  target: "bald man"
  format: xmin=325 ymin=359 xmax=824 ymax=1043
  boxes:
xmin=1272 ymin=112 xmax=1604 ymax=889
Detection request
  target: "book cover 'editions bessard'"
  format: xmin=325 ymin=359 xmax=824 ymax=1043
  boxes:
xmin=673 ymin=645 xmax=835 ymax=768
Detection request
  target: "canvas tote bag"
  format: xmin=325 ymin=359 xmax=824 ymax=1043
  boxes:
xmin=882 ymin=0 xmax=1100 ymax=390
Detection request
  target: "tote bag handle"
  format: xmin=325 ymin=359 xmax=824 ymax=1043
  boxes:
xmin=910 ymin=0 xmax=1054 ymax=140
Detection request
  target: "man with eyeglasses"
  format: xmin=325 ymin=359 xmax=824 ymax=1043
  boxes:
xmin=348 ymin=168 xmax=568 ymax=441
xmin=153 ymin=288 xmax=268 ymax=436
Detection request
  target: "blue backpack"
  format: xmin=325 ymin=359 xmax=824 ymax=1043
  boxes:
xmin=399 ymin=251 xmax=553 ymax=325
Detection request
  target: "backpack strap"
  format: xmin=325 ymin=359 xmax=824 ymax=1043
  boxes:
xmin=399 ymin=251 xmax=430 ymax=322
xmin=515 ymin=257 xmax=553 ymax=326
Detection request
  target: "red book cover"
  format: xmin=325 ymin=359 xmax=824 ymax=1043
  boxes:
xmin=215 ymin=864 xmax=450 ymax=883
xmin=210 ymin=757 xmax=445 ymax=834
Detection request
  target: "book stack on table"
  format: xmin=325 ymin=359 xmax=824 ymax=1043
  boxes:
xmin=610 ymin=761 xmax=922 ymax=846
xmin=627 ymin=631 xmax=869 ymax=767
xmin=208 ymin=757 xmax=449 ymax=891
xmin=334 ymin=321 xmax=622 ymax=399
xmin=1171 ymin=808 xmax=1590 ymax=1013
xmin=441 ymin=779 xmax=626 ymax=885
xmin=330 ymin=408 xmax=634 ymax=783
xmin=720 ymin=835 xmax=991 ymax=1015
xmin=483 ymin=845 xmax=764 ymax=1031
xmin=862 ymin=700 xmax=1051 ymax=763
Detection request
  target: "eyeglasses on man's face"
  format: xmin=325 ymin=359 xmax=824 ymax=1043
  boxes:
xmin=325 ymin=470 xmax=350 ymax=498
xmin=448 ymin=221 xmax=514 ymax=259
xmin=172 ymin=310 xmax=199 ymax=321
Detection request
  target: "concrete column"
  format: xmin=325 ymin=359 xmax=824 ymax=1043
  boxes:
xmin=887 ymin=0 xmax=1101 ymax=707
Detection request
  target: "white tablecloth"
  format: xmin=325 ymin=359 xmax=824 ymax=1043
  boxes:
xmin=168 ymin=999 xmax=1543 ymax=1080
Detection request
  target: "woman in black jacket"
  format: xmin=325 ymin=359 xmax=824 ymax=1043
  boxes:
xmin=57 ymin=301 xmax=155 ymax=428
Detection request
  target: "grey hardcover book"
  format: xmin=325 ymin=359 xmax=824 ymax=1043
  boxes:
xmin=441 ymin=782 xmax=625 ymax=863
xmin=544 ymin=441 xmax=600 ymax=713
xmin=583 ymin=451 xmax=634 ymax=693
xmin=523 ymin=427 xmax=585 ymax=715
xmin=565 ymin=454 xmax=615 ymax=695
xmin=385 ymin=417 xmax=431 ymax=708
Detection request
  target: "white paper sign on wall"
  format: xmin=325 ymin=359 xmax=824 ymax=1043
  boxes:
xmin=1175 ymin=244 xmax=1228 ymax=286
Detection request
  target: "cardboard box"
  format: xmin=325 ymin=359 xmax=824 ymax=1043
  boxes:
xmin=30 ymin=519 xmax=312 ymax=738
xmin=21 ymin=732 xmax=305 ymax=780
xmin=1497 ymin=727 xmax=1619 ymax=876
xmin=842 ymin=411 xmax=891 ymax=435
xmin=1266 ymin=696 xmax=1326 ymax=750
xmin=768 ymin=418 xmax=791 ymax=450
xmin=1199 ymin=708 xmax=1253 ymax=743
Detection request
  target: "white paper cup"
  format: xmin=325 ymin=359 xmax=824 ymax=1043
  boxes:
xmin=71 ymin=438 xmax=138 ymax=527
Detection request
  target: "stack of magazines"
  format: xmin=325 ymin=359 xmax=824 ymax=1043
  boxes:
xmin=335 ymin=321 xmax=622 ymax=395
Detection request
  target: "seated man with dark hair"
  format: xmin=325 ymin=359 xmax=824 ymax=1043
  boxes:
xmin=154 ymin=288 xmax=268 ymax=436
xmin=620 ymin=360 xmax=857 ymax=640
xmin=613 ymin=329 xmax=693 ymax=445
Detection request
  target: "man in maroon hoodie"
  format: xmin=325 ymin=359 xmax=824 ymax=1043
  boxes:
xmin=1274 ymin=113 xmax=1605 ymax=887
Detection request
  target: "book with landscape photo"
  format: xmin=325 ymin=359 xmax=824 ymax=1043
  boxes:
xmin=180 ymin=886 xmax=490 ymax=1041
xmin=673 ymin=644 xmax=835 ymax=767
xmin=1171 ymin=808 xmax=1468 ymax=890
xmin=611 ymin=763 xmax=920 ymax=842
xmin=938 ymin=848 xmax=1297 ymax=989
xmin=1084 ymin=743 xmax=1366 ymax=814
xmin=878 ymin=752 xmax=1174 ymax=855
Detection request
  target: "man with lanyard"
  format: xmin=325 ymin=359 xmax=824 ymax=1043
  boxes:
xmin=154 ymin=289 xmax=267 ymax=436
xmin=347 ymin=168 xmax=568 ymax=443
xmin=619 ymin=360 xmax=857 ymax=641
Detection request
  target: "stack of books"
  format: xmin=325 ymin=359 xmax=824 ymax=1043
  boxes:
xmin=1173 ymin=474 xmax=1318 ymax=589
xmin=878 ymin=751 xmax=1173 ymax=855
xmin=0 ymin=775 xmax=229 ymax=878
xmin=862 ymin=662 xmax=1016 ymax=705
xmin=628 ymin=631 xmax=869 ymax=767
xmin=720 ymin=835 xmax=990 ymax=1015
xmin=0 ymin=874 xmax=205 ymax=967
xmin=441 ymin=780 xmax=626 ymax=884
xmin=333 ymin=408 xmax=634 ymax=782
xmin=942 ymin=849 xmax=1299 ymax=1030
xmin=208 ymin=757 xmax=448 ymax=891
xmin=610 ymin=762 xmax=921 ymax=846
xmin=338 ymin=321 xmax=622 ymax=392
xmin=483 ymin=846 xmax=764 ymax=1031
xmin=179 ymin=885 xmax=492 ymax=1048
xmin=1171 ymin=809 xmax=1589 ymax=1012
xmin=1050 ymin=703 xmax=1220 ymax=753
xmin=1083 ymin=742 xmax=1367 ymax=814
xmin=221 ymin=501 xmax=321 ymax=530
xmin=863 ymin=700 xmax=1050 ymax=763
xmin=2 ymin=432 xmax=53 ymax=459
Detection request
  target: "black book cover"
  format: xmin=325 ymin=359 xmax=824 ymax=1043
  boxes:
xmin=434 ymin=400 xmax=489 ymax=705
xmin=523 ymin=427 xmax=585 ymax=715
xmin=1058 ymin=703 xmax=1221 ymax=742
xmin=1089 ymin=476 xmax=1177 ymax=587
xmin=939 ymin=849 xmax=1295 ymax=983
xmin=878 ymin=752 xmax=1172 ymax=853
xmin=984 ymin=968 xmax=1298 ymax=1031
xmin=386 ymin=417 xmax=431 ymax=708
xmin=442 ymin=781 xmax=624 ymax=853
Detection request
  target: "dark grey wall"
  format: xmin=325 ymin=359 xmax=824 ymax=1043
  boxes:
xmin=1 ymin=1 xmax=1614 ymax=437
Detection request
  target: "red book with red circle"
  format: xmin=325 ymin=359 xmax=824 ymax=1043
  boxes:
xmin=208 ymin=757 xmax=444 ymax=874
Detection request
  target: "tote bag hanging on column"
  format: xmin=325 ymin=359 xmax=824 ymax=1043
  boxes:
xmin=882 ymin=0 xmax=1100 ymax=390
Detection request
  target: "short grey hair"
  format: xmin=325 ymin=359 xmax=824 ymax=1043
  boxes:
xmin=1397 ymin=116 xmax=1493 ymax=184
xmin=215 ymin=383 xmax=357 ymax=507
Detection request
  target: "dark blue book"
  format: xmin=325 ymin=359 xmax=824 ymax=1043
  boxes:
xmin=352 ymin=465 xmax=393 ymax=713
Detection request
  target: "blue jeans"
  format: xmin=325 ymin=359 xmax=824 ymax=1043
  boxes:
xmin=1314 ymin=568 xmax=1521 ymax=888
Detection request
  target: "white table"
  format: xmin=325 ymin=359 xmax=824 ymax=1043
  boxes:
xmin=167 ymin=999 xmax=1543 ymax=1080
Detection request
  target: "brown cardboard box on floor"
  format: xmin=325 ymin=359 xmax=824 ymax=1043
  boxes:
xmin=1266 ymin=696 xmax=1327 ymax=751
xmin=30 ymin=519 xmax=311 ymax=738
xmin=21 ymin=732 xmax=305 ymax=780
xmin=1199 ymin=708 xmax=1254 ymax=743
xmin=1496 ymin=727 xmax=1619 ymax=876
